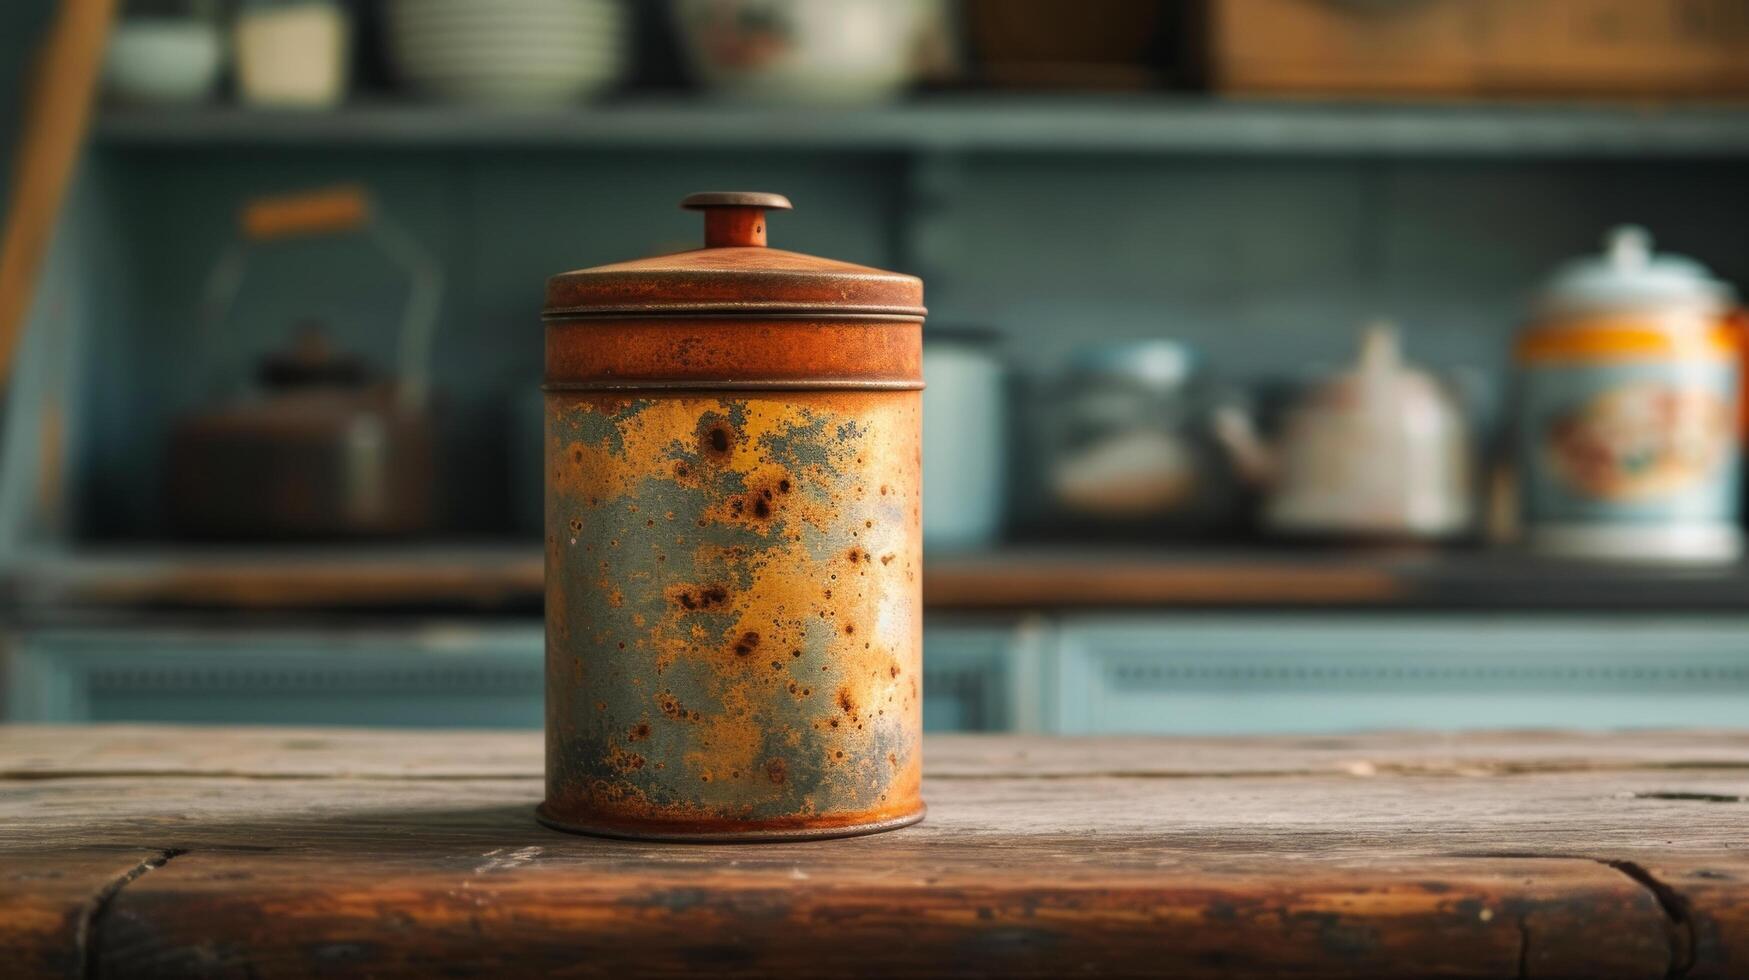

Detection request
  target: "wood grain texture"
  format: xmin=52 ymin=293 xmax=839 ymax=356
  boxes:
xmin=2 ymin=727 xmax=1746 ymax=978
xmin=0 ymin=850 xmax=168 ymax=980
xmin=9 ymin=725 xmax=1749 ymax=780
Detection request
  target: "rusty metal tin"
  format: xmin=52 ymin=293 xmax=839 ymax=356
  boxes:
xmin=538 ymin=192 xmax=925 ymax=841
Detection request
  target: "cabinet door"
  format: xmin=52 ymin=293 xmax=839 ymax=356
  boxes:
xmin=1048 ymin=615 xmax=1749 ymax=735
xmin=922 ymin=617 xmax=1043 ymax=732
xmin=3 ymin=619 xmax=1043 ymax=730
xmin=3 ymin=625 xmax=548 ymax=727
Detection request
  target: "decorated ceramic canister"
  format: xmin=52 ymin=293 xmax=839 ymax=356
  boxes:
xmin=1516 ymin=226 xmax=1743 ymax=562
xmin=539 ymin=193 xmax=925 ymax=841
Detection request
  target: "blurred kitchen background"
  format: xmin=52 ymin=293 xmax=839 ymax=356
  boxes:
xmin=5 ymin=0 xmax=1749 ymax=733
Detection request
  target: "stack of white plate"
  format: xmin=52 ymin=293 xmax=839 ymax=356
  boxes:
xmin=386 ymin=0 xmax=628 ymax=106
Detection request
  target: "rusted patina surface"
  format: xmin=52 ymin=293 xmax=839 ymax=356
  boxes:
xmin=543 ymin=194 xmax=924 ymax=320
xmin=540 ymin=193 xmax=924 ymax=840
xmin=544 ymin=316 xmax=922 ymax=389
xmin=540 ymin=391 xmax=922 ymax=839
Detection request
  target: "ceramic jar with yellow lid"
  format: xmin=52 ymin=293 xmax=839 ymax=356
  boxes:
xmin=1515 ymin=226 xmax=1742 ymax=562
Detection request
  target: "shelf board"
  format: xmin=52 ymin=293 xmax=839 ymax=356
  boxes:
xmin=8 ymin=544 xmax=1749 ymax=614
xmin=927 ymin=547 xmax=1749 ymax=611
xmin=5 ymin=546 xmax=545 ymax=614
xmin=92 ymin=96 xmax=1749 ymax=157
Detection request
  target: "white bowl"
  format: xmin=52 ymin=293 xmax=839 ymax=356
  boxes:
xmin=397 ymin=0 xmax=617 ymax=9
xmin=386 ymin=0 xmax=627 ymax=104
xmin=392 ymin=34 xmax=623 ymax=55
xmin=389 ymin=14 xmax=620 ymax=34
xmin=385 ymin=5 xmax=623 ymax=37
xmin=393 ymin=53 xmax=623 ymax=76
xmin=391 ymin=26 xmax=620 ymax=49
xmin=104 ymin=19 xmax=224 ymax=106
xmin=390 ymin=20 xmax=618 ymax=34
xmin=410 ymin=75 xmax=612 ymax=105
xmin=397 ymin=60 xmax=623 ymax=83
xmin=393 ymin=42 xmax=625 ymax=70
xmin=398 ymin=0 xmax=619 ymax=16
xmin=385 ymin=0 xmax=623 ymax=34
xmin=396 ymin=60 xmax=624 ymax=81
xmin=671 ymin=0 xmax=922 ymax=105
xmin=394 ymin=54 xmax=623 ymax=99
xmin=389 ymin=5 xmax=622 ymax=21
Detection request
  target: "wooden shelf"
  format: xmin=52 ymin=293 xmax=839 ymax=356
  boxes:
xmin=928 ymin=547 xmax=1749 ymax=611
xmin=8 ymin=544 xmax=1749 ymax=614
xmin=93 ymin=95 xmax=1749 ymax=157
xmin=4 ymin=546 xmax=545 ymax=614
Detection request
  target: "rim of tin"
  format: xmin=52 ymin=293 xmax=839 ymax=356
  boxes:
xmin=542 ymin=305 xmax=928 ymax=321
xmin=541 ymin=283 xmax=927 ymax=321
xmin=534 ymin=802 xmax=926 ymax=843
xmin=543 ymin=192 xmax=924 ymax=319
xmin=542 ymin=379 xmax=925 ymax=392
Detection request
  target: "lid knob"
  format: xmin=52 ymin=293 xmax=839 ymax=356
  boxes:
xmin=682 ymin=191 xmax=793 ymax=249
xmin=1605 ymin=224 xmax=1653 ymax=272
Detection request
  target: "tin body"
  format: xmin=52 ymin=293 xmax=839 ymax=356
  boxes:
xmin=1515 ymin=311 xmax=1742 ymax=560
xmin=539 ymin=194 xmax=925 ymax=840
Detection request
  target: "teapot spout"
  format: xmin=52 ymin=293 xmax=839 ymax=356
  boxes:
xmin=1211 ymin=403 xmax=1275 ymax=488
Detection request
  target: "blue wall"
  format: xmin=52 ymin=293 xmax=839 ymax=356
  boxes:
xmin=72 ymin=143 xmax=1749 ymax=540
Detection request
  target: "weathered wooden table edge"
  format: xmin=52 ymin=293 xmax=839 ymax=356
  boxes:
xmin=3 ymin=726 xmax=1746 ymax=979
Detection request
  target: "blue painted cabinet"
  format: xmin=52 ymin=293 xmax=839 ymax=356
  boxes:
xmin=1041 ymin=615 xmax=1749 ymax=734
xmin=1 ymin=619 xmax=1028 ymax=731
xmin=2 ymin=625 xmax=546 ymax=728
xmin=10 ymin=613 xmax=1747 ymax=733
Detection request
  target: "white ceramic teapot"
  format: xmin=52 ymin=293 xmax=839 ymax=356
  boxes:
xmin=1217 ymin=322 xmax=1474 ymax=540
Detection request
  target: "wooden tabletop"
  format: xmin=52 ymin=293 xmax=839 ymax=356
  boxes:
xmin=3 ymin=726 xmax=1746 ymax=978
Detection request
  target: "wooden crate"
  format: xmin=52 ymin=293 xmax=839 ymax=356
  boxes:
xmin=1207 ymin=0 xmax=1749 ymax=99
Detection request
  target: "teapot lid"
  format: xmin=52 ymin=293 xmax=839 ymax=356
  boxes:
xmin=1537 ymin=225 xmax=1733 ymax=317
xmin=544 ymin=192 xmax=925 ymax=319
xmin=257 ymin=322 xmax=369 ymax=389
xmin=1306 ymin=321 xmax=1452 ymax=413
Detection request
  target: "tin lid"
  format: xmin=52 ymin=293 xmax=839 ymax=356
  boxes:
xmin=544 ymin=192 xmax=925 ymax=319
xmin=1536 ymin=225 xmax=1735 ymax=318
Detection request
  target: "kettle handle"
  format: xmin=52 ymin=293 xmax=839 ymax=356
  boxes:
xmin=1210 ymin=402 xmax=1275 ymax=488
xmin=197 ymin=184 xmax=442 ymax=409
xmin=240 ymin=185 xmax=372 ymax=242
